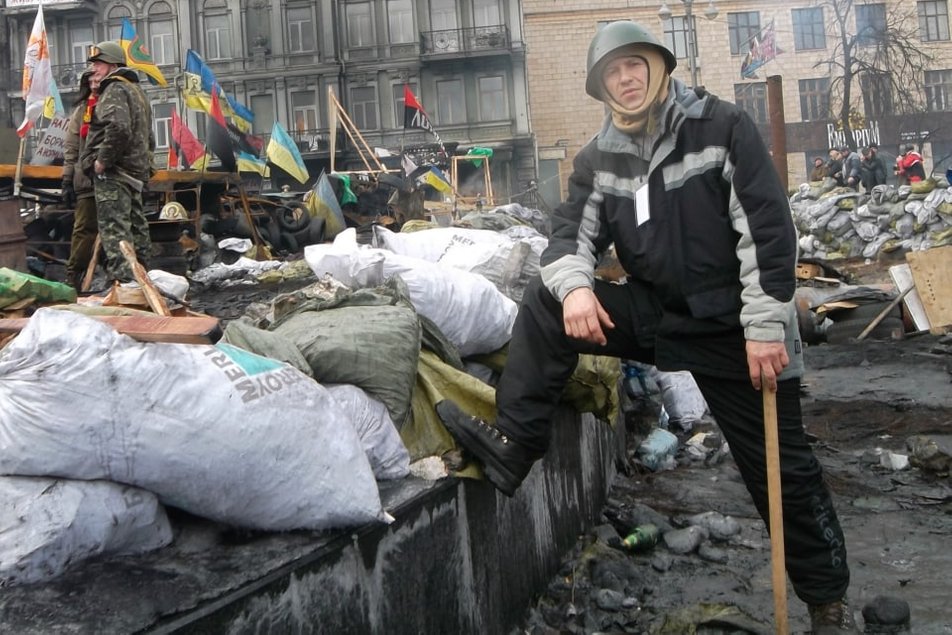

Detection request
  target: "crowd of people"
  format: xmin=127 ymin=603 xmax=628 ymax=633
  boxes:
xmin=811 ymin=143 xmax=927 ymax=191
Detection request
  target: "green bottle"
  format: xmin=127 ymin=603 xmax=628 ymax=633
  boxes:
xmin=621 ymin=524 xmax=660 ymax=552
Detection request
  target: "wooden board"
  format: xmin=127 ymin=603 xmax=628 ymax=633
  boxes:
xmin=0 ymin=314 xmax=221 ymax=344
xmin=905 ymin=246 xmax=952 ymax=334
xmin=888 ymin=263 xmax=931 ymax=332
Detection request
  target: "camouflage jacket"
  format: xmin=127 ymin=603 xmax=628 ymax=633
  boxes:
xmin=63 ymin=102 xmax=95 ymax=197
xmin=80 ymin=67 xmax=155 ymax=183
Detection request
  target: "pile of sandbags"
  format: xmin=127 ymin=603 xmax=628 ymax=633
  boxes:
xmin=790 ymin=177 xmax=952 ymax=260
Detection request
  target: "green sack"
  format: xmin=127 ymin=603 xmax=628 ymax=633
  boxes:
xmin=0 ymin=267 xmax=76 ymax=309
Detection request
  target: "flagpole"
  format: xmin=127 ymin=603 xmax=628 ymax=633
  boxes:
xmin=13 ymin=138 xmax=27 ymax=197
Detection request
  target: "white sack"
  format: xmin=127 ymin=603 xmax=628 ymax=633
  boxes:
xmin=649 ymin=368 xmax=710 ymax=431
xmin=327 ymin=385 xmax=410 ymax=481
xmin=0 ymin=309 xmax=388 ymax=532
xmin=0 ymin=476 xmax=172 ymax=586
xmin=305 ymin=229 xmax=517 ymax=355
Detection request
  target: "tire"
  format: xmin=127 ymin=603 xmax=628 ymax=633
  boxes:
xmin=279 ymin=230 xmax=299 ymax=254
xmin=825 ymin=317 xmax=904 ymax=344
xmin=833 ymin=301 xmax=901 ymax=323
xmin=276 ymin=203 xmax=311 ymax=232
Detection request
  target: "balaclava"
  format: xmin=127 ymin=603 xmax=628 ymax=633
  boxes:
xmin=595 ymin=44 xmax=670 ymax=135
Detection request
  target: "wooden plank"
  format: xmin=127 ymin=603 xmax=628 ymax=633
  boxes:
xmin=119 ymin=240 xmax=171 ymax=317
xmin=0 ymin=314 xmax=221 ymax=344
xmin=0 ymin=165 xmax=238 ymax=187
xmin=888 ymin=263 xmax=931 ymax=332
xmin=905 ymin=246 xmax=952 ymax=334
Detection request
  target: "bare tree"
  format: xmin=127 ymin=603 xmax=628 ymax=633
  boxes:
xmin=816 ymin=0 xmax=936 ymax=150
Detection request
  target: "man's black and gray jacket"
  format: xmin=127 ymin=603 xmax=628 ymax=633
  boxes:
xmin=541 ymin=78 xmax=802 ymax=379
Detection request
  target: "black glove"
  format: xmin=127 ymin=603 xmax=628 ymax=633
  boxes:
xmin=61 ymin=182 xmax=76 ymax=207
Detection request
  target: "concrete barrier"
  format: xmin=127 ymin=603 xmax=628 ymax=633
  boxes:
xmin=0 ymin=408 xmax=623 ymax=634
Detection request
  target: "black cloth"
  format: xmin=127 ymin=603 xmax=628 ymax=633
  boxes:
xmin=496 ymin=276 xmax=850 ymax=606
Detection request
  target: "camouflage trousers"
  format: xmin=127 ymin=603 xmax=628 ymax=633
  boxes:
xmin=94 ymin=176 xmax=152 ymax=282
xmin=65 ymin=195 xmax=98 ymax=280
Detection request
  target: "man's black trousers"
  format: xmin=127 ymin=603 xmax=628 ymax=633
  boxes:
xmin=495 ymin=276 xmax=850 ymax=605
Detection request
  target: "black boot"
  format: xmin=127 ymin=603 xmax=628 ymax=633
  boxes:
xmin=436 ymin=400 xmax=534 ymax=497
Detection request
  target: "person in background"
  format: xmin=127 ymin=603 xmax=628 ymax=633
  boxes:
xmin=860 ymin=144 xmax=888 ymax=192
xmin=80 ymin=41 xmax=154 ymax=283
xmin=838 ymin=145 xmax=862 ymax=190
xmin=437 ymin=20 xmax=858 ymax=634
xmin=826 ymin=148 xmax=844 ymax=187
xmin=809 ymin=156 xmax=827 ymax=182
xmin=896 ymin=144 xmax=926 ymax=184
xmin=62 ymin=68 xmax=100 ymax=290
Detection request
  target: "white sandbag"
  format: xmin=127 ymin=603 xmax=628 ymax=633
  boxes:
xmin=649 ymin=368 xmax=710 ymax=432
xmin=0 ymin=476 xmax=172 ymax=586
xmin=326 ymin=385 xmax=410 ymax=481
xmin=305 ymin=229 xmax=517 ymax=355
xmin=0 ymin=309 xmax=388 ymax=532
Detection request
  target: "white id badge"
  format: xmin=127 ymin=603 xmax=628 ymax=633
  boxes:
xmin=635 ymin=183 xmax=650 ymax=226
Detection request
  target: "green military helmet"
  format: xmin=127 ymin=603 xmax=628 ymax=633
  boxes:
xmin=88 ymin=41 xmax=127 ymax=66
xmin=585 ymin=21 xmax=677 ymax=99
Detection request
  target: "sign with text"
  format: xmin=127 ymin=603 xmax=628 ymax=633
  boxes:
xmin=30 ymin=115 xmax=70 ymax=165
xmin=827 ymin=120 xmax=881 ymax=149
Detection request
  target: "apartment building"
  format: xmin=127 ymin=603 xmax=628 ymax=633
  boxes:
xmin=524 ymin=0 xmax=952 ymax=202
xmin=1 ymin=0 xmax=534 ymax=199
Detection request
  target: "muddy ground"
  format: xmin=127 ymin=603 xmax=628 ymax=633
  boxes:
xmin=186 ymin=266 xmax=951 ymax=635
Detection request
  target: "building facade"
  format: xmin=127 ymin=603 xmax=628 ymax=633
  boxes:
xmin=524 ymin=0 xmax=952 ymax=203
xmin=1 ymin=0 xmax=534 ymax=199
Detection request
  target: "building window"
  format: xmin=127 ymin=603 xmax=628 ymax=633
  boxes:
xmin=394 ymin=82 xmax=418 ymax=124
xmin=204 ymin=14 xmax=231 ymax=60
xmin=662 ymin=16 xmax=695 ymax=60
xmin=153 ymin=103 xmax=174 ymax=149
xmin=150 ymin=19 xmax=176 ymax=64
xmin=728 ymin=12 xmax=761 ymax=56
xmin=288 ymin=6 xmax=315 ymax=52
xmin=291 ymin=91 xmax=318 ymax=133
xmin=799 ymin=78 xmax=830 ymax=121
xmin=351 ymin=86 xmax=378 ymax=130
xmin=430 ymin=0 xmax=457 ymax=31
xmin=478 ymin=75 xmax=507 ymax=121
xmin=861 ymin=72 xmax=892 ymax=117
xmin=436 ymin=78 xmax=465 ymax=125
xmin=388 ymin=0 xmax=414 ymax=44
xmin=919 ymin=1 xmax=950 ymax=41
xmin=856 ymin=3 xmax=886 ymax=47
xmin=250 ymin=94 xmax=274 ymax=135
xmin=925 ymin=69 xmax=952 ymax=111
xmin=734 ymin=82 xmax=768 ymax=124
xmin=68 ymin=23 xmax=94 ymax=71
xmin=792 ymin=7 xmax=825 ymax=50
xmin=347 ymin=2 xmax=374 ymax=47
xmin=473 ymin=0 xmax=501 ymax=27
xmin=107 ymin=5 xmax=132 ymax=41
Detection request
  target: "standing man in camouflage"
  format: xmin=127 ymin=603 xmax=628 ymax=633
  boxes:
xmin=81 ymin=41 xmax=154 ymax=282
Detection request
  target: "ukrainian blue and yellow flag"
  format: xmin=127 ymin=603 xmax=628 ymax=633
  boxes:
xmin=266 ymin=121 xmax=309 ymax=184
xmin=119 ymin=18 xmax=168 ymax=87
xmin=183 ymin=49 xmax=253 ymax=132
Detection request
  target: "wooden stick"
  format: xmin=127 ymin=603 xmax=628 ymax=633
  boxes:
xmin=118 ymin=240 xmax=171 ymax=316
xmin=13 ymin=137 xmax=26 ymax=197
xmin=856 ymin=285 xmax=914 ymax=341
xmin=81 ymin=234 xmax=101 ymax=292
xmin=762 ymin=375 xmax=789 ymax=634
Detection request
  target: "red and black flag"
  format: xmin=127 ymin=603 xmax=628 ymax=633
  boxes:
xmin=207 ymin=89 xmax=237 ymax=173
xmin=403 ymin=85 xmax=444 ymax=150
xmin=171 ymin=110 xmax=209 ymax=170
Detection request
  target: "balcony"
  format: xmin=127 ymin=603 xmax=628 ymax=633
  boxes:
xmin=420 ymin=25 xmax=511 ymax=59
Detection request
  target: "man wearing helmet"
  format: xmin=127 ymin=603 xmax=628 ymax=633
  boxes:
xmin=437 ymin=20 xmax=857 ymax=633
xmin=80 ymin=41 xmax=154 ymax=282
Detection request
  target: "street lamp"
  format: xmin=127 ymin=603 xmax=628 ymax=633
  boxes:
xmin=659 ymin=0 xmax=718 ymax=88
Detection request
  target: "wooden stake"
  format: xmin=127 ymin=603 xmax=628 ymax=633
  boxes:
xmin=856 ymin=285 xmax=914 ymax=341
xmin=118 ymin=240 xmax=171 ymax=316
xmin=762 ymin=375 xmax=789 ymax=634
xmin=81 ymin=233 xmax=101 ymax=292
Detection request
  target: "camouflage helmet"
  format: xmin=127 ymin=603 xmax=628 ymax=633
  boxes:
xmin=88 ymin=41 xmax=126 ymax=66
xmin=585 ymin=21 xmax=677 ymax=99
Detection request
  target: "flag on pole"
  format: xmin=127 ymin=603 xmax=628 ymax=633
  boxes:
xmin=419 ymin=166 xmax=453 ymax=194
xmin=42 ymin=80 xmax=65 ymax=119
xmin=170 ymin=110 xmax=210 ymax=170
xmin=266 ymin=121 xmax=309 ymax=184
xmin=740 ymin=21 xmax=783 ymax=79
xmin=120 ymin=17 xmax=168 ymax=87
xmin=17 ymin=5 xmax=55 ymax=137
xmin=403 ymin=85 xmax=444 ymax=149
xmin=207 ymin=90 xmax=237 ymax=173
xmin=167 ymin=143 xmax=178 ymax=169
xmin=237 ymin=151 xmax=270 ymax=176
xmin=183 ymin=49 xmax=253 ymax=132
